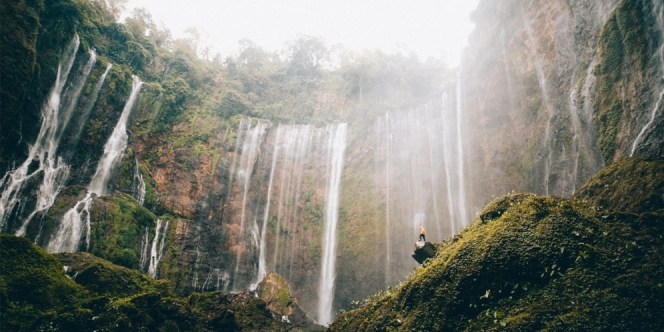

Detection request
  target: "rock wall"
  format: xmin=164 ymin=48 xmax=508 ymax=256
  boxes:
xmin=2 ymin=0 xmax=664 ymax=326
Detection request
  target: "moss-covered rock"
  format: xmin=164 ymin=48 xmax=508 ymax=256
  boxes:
xmin=1 ymin=234 xmax=322 ymax=331
xmin=573 ymin=156 xmax=664 ymax=214
xmin=0 ymin=234 xmax=89 ymax=331
xmin=329 ymin=166 xmax=664 ymax=330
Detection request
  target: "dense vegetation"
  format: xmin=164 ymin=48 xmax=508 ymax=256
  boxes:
xmin=0 ymin=0 xmax=447 ymax=176
xmin=329 ymin=157 xmax=664 ymax=331
xmin=0 ymin=235 xmax=321 ymax=331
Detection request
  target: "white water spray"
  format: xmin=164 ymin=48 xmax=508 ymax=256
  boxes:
xmin=317 ymin=123 xmax=347 ymax=326
xmin=232 ymin=120 xmax=268 ymax=286
xmin=148 ymin=219 xmax=169 ymax=278
xmin=631 ymin=2 xmax=664 ymax=156
xmin=252 ymin=126 xmax=282 ymax=289
xmin=46 ymin=76 xmax=143 ymax=252
xmin=0 ymin=36 xmax=82 ymax=232
xmin=455 ymin=73 xmax=469 ymax=229
xmin=133 ymin=158 xmax=146 ymax=205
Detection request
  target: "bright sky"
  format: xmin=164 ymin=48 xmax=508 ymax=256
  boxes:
xmin=123 ymin=0 xmax=480 ymax=67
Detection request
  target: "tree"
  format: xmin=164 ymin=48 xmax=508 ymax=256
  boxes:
xmin=286 ymin=35 xmax=329 ymax=77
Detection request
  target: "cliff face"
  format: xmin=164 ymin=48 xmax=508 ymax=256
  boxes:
xmin=2 ymin=0 xmax=664 ymax=326
xmin=462 ymin=0 xmax=664 ymax=204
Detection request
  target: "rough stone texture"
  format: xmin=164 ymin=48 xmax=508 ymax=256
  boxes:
xmin=412 ymin=241 xmax=436 ymax=264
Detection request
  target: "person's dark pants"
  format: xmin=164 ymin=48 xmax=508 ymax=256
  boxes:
xmin=419 ymin=234 xmax=425 ymax=241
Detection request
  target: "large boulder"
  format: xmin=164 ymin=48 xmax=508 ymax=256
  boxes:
xmin=329 ymin=158 xmax=664 ymax=331
xmin=412 ymin=241 xmax=436 ymax=264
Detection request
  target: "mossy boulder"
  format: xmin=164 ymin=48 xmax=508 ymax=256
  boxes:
xmin=572 ymin=156 xmax=664 ymax=214
xmin=1 ymin=234 xmax=321 ymax=331
xmin=0 ymin=234 xmax=90 ymax=331
xmin=259 ymin=272 xmax=293 ymax=315
xmin=329 ymin=171 xmax=664 ymax=330
xmin=54 ymin=252 xmax=167 ymax=298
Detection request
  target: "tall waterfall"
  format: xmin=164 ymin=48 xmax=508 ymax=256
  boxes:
xmin=231 ymin=120 xmax=269 ymax=287
xmin=148 ymin=219 xmax=169 ymax=278
xmin=317 ymin=123 xmax=347 ymax=326
xmin=46 ymin=76 xmax=143 ymax=253
xmin=455 ymin=74 xmax=469 ymax=229
xmin=631 ymin=0 xmax=664 ymax=157
xmin=0 ymin=36 xmax=89 ymax=232
xmin=133 ymin=158 xmax=146 ymax=205
xmin=253 ymin=126 xmax=282 ymax=289
xmin=89 ymin=76 xmax=144 ymax=195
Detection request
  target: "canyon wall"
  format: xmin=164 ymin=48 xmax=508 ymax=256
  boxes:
xmin=1 ymin=0 xmax=663 ymax=325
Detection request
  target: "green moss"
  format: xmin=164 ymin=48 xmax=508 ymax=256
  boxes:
xmin=0 ymin=235 xmax=88 ymax=331
xmin=329 ymin=159 xmax=664 ymax=331
xmin=572 ymin=156 xmax=664 ymax=214
xmin=594 ymin=0 xmax=649 ymax=163
xmin=89 ymin=194 xmax=156 ymax=269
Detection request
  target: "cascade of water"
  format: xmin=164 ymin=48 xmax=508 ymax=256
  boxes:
xmin=501 ymin=27 xmax=517 ymax=112
xmin=89 ymin=76 xmax=144 ymax=195
xmin=317 ymin=123 xmax=347 ymax=326
xmin=252 ymin=127 xmax=281 ymax=290
xmin=441 ymin=93 xmax=457 ymax=235
xmin=425 ymin=106 xmax=442 ymax=240
xmin=139 ymin=226 xmax=150 ymax=270
xmin=384 ymin=113 xmax=391 ymax=286
xmin=70 ymin=63 xmax=112 ymax=145
xmin=46 ymin=76 xmax=143 ymax=253
xmin=133 ymin=158 xmax=146 ymax=205
xmin=631 ymin=0 xmax=664 ymax=156
xmin=0 ymin=36 xmax=81 ymax=231
xmin=232 ymin=120 xmax=268 ymax=287
xmin=46 ymin=194 xmax=93 ymax=252
xmin=273 ymin=128 xmax=299 ymax=272
xmin=523 ymin=12 xmax=554 ymax=195
xmin=455 ymin=73 xmax=470 ymax=229
xmin=15 ymin=49 xmax=98 ymax=236
xmin=288 ymin=126 xmax=313 ymax=279
xmin=148 ymin=219 xmax=169 ymax=278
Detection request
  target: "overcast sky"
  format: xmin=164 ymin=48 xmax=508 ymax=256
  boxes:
xmin=123 ymin=0 xmax=480 ymax=67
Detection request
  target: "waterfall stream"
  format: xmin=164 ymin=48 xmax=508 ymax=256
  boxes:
xmin=0 ymin=36 xmax=82 ymax=232
xmin=631 ymin=0 xmax=664 ymax=156
xmin=317 ymin=123 xmax=347 ymax=326
xmin=148 ymin=219 xmax=169 ymax=278
xmin=46 ymin=76 xmax=143 ymax=253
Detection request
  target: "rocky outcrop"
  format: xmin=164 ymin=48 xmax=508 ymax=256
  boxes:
xmin=411 ymin=241 xmax=436 ymax=264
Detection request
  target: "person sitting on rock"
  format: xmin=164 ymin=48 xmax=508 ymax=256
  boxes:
xmin=419 ymin=226 xmax=426 ymax=241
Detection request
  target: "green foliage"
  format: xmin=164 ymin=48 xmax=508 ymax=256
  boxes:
xmin=89 ymin=194 xmax=156 ymax=269
xmin=595 ymin=0 xmax=649 ymax=163
xmin=573 ymin=156 xmax=664 ymax=214
xmin=0 ymin=235 xmax=88 ymax=331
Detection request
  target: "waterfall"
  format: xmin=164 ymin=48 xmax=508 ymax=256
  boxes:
xmin=455 ymin=73 xmax=469 ymax=229
xmin=317 ymin=123 xmax=347 ymax=326
xmin=70 ymin=63 xmax=112 ymax=145
xmin=46 ymin=76 xmax=143 ymax=253
xmin=231 ymin=120 xmax=268 ymax=287
xmin=0 ymin=36 xmax=84 ymax=232
xmin=252 ymin=126 xmax=281 ymax=289
xmin=442 ymin=93 xmax=457 ymax=235
xmin=16 ymin=48 xmax=97 ymax=236
xmin=88 ymin=76 xmax=144 ymax=195
xmin=139 ymin=226 xmax=150 ymax=270
xmin=631 ymin=0 xmax=664 ymax=156
xmin=133 ymin=158 xmax=146 ymax=205
xmin=523 ymin=11 xmax=554 ymax=195
xmin=148 ymin=219 xmax=169 ymax=278
xmin=384 ymin=112 xmax=391 ymax=287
